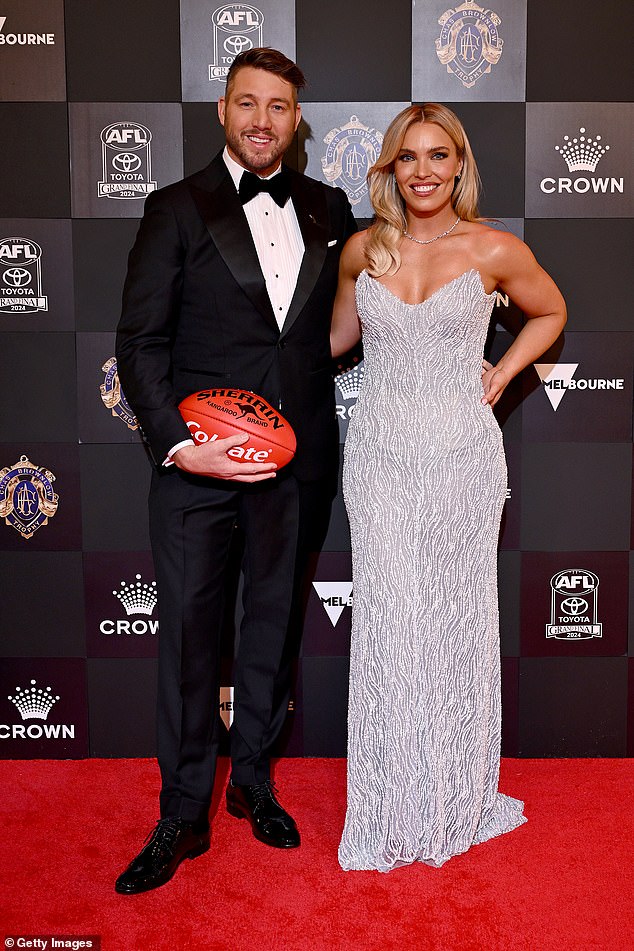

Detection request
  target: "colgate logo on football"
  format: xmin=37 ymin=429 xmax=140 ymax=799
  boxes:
xmin=184 ymin=421 xmax=273 ymax=462
xmin=179 ymin=388 xmax=296 ymax=469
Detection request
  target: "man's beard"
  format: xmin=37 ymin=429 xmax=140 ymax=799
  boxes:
xmin=225 ymin=128 xmax=287 ymax=174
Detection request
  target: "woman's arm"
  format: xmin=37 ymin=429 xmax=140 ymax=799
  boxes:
xmin=330 ymin=231 xmax=367 ymax=358
xmin=479 ymin=231 xmax=567 ymax=407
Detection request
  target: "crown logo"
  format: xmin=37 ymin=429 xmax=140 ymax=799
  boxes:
xmin=113 ymin=574 xmax=158 ymax=616
xmin=554 ymin=127 xmax=610 ymax=173
xmin=8 ymin=680 xmax=60 ymax=720
xmin=335 ymin=362 xmax=365 ymax=400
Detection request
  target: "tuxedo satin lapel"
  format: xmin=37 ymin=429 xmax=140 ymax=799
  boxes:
xmin=189 ymin=171 xmax=277 ymax=332
xmin=282 ymin=175 xmax=329 ymax=336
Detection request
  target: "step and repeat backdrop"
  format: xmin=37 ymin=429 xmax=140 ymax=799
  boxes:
xmin=0 ymin=0 xmax=632 ymax=760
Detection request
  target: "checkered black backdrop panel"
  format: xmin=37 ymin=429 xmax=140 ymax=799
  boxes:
xmin=0 ymin=0 xmax=632 ymax=759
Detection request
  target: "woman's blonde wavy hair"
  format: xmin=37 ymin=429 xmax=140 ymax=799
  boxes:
xmin=365 ymin=103 xmax=482 ymax=277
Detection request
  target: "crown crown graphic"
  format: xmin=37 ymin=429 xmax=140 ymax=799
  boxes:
xmin=8 ymin=680 xmax=60 ymax=721
xmin=113 ymin=574 xmax=158 ymax=616
xmin=335 ymin=362 xmax=365 ymax=400
xmin=554 ymin=127 xmax=610 ymax=173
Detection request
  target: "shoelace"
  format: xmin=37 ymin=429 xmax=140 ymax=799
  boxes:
xmin=144 ymin=818 xmax=183 ymax=860
xmin=251 ymin=779 xmax=274 ymax=798
xmin=249 ymin=780 xmax=284 ymax=811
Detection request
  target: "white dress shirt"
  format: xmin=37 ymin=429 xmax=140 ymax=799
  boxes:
xmin=166 ymin=148 xmax=305 ymax=463
xmin=223 ymin=147 xmax=304 ymax=329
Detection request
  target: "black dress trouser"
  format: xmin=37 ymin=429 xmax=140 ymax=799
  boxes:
xmin=148 ymin=465 xmax=330 ymax=825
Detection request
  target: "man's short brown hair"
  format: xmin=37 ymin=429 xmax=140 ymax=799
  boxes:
xmin=225 ymin=47 xmax=306 ymax=99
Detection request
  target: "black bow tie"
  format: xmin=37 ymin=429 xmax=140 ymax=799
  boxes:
xmin=239 ymin=170 xmax=291 ymax=208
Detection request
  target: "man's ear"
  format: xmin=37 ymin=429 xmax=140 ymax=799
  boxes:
xmin=218 ymin=98 xmax=226 ymax=126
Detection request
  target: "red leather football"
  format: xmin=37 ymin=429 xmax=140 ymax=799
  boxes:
xmin=178 ymin=388 xmax=297 ymax=469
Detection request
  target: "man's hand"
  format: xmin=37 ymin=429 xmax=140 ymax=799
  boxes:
xmin=172 ymin=433 xmax=277 ymax=482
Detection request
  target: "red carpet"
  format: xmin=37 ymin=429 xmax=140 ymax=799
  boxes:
xmin=1 ymin=758 xmax=633 ymax=950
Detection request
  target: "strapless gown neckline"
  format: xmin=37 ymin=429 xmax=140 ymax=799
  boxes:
xmin=358 ymin=266 xmax=496 ymax=309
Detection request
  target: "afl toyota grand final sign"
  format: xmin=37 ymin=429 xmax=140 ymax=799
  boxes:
xmin=180 ymin=0 xmax=296 ymax=101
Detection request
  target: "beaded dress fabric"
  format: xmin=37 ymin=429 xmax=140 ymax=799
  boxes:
xmin=339 ymin=268 xmax=526 ymax=872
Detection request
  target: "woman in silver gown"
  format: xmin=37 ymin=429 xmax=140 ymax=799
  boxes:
xmin=331 ymin=104 xmax=566 ymax=872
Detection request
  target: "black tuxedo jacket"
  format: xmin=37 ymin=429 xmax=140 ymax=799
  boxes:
xmin=116 ymin=152 xmax=356 ymax=480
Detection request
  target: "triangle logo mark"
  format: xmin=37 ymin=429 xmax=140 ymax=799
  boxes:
xmin=534 ymin=363 xmax=579 ymax=411
xmin=312 ymin=581 xmax=353 ymax=628
xmin=219 ymin=686 xmax=234 ymax=731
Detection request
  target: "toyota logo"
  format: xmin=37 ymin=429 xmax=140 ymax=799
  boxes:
xmin=3 ymin=267 xmax=31 ymax=287
xmin=560 ymin=597 xmax=588 ymax=615
xmin=224 ymin=35 xmax=253 ymax=55
xmin=112 ymin=152 xmax=142 ymax=172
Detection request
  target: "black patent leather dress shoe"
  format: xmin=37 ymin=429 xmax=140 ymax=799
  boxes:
xmin=226 ymin=780 xmax=300 ymax=848
xmin=114 ymin=817 xmax=210 ymax=894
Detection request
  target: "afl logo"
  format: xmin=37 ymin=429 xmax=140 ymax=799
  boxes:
xmin=0 ymin=237 xmax=48 ymax=314
xmin=98 ymin=121 xmax=156 ymax=200
xmin=101 ymin=122 xmax=151 ymax=150
xmin=551 ymin=570 xmax=598 ymax=596
xmin=546 ymin=569 xmax=602 ymax=641
xmin=209 ymin=4 xmax=264 ymax=82
xmin=0 ymin=238 xmax=39 ymax=267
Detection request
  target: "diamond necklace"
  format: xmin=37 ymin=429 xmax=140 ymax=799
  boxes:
xmin=402 ymin=215 xmax=461 ymax=246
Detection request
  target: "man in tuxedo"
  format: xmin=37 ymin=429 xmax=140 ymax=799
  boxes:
xmin=113 ymin=48 xmax=355 ymax=894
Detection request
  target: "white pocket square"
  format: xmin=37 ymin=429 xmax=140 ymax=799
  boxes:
xmin=327 ymin=239 xmax=338 ymax=247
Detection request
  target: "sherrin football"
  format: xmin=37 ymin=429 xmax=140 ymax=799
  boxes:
xmin=178 ymin=389 xmax=297 ymax=469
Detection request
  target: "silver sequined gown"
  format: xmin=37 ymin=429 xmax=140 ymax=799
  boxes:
xmin=339 ymin=268 xmax=526 ymax=872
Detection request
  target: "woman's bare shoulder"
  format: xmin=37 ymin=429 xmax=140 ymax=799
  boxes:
xmin=463 ymin=221 xmax=531 ymax=272
xmin=341 ymin=228 xmax=371 ymax=276
xmin=462 ymin=219 xmax=522 ymax=248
